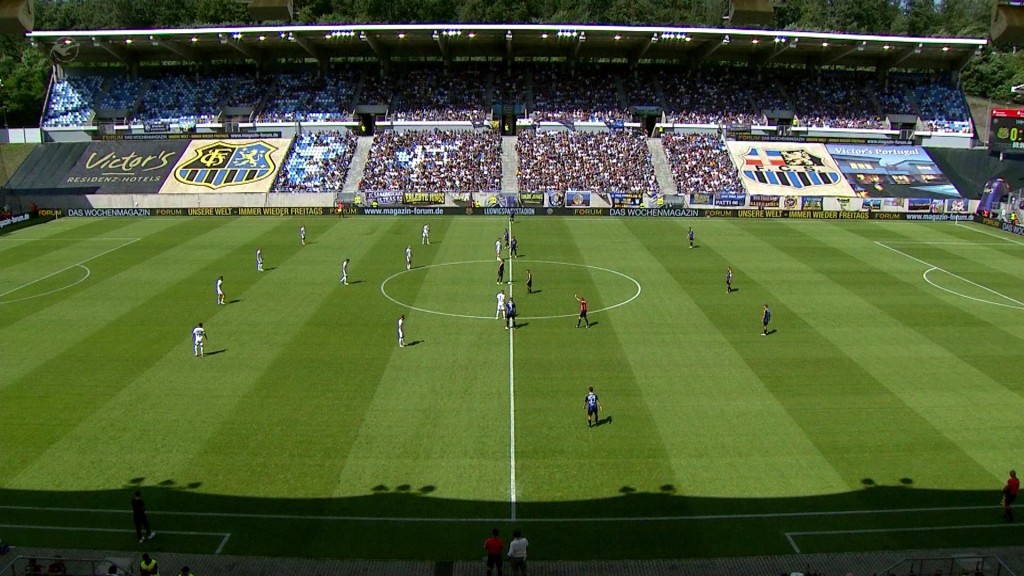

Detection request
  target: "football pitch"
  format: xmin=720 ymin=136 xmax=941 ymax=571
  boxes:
xmin=2 ymin=215 xmax=1024 ymax=561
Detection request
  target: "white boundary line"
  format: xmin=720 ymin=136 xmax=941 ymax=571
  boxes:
xmin=0 ymin=504 xmax=996 ymax=523
xmin=0 ymin=237 xmax=144 ymax=242
xmin=880 ymin=241 xmax=1014 ymax=246
xmin=507 ymin=218 xmax=517 ymax=522
xmin=0 ymin=265 xmax=91 ymax=305
xmin=379 ymin=259 xmax=642 ymax=320
xmin=923 ymin=268 xmax=1024 ymax=310
xmin=876 ymin=241 xmax=1024 ymax=310
xmin=0 ymin=238 xmax=139 ymax=301
xmin=956 ymin=221 xmax=1024 ymax=246
xmin=785 ymin=523 xmax=1024 ymax=554
xmin=0 ymin=524 xmax=231 ymax=555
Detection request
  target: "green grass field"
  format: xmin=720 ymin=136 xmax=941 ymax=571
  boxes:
xmin=2 ymin=215 xmax=1024 ymax=561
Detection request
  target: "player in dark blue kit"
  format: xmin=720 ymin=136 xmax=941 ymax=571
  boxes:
xmin=526 ymin=269 xmax=533 ymax=293
xmin=510 ymin=236 xmax=518 ymax=258
xmin=506 ymin=298 xmax=517 ymax=330
xmin=762 ymin=304 xmax=771 ymax=336
xmin=497 ymin=260 xmax=505 ymax=284
xmin=726 ymin=267 xmax=733 ymax=293
xmin=688 ymin=227 xmax=695 ymax=249
xmin=584 ymin=386 xmax=601 ymax=427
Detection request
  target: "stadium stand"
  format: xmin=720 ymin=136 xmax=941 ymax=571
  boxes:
xmin=38 ymin=66 xmax=975 ymax=133
xmin=516 ymin=130 xmax=657 ymax=193
xmin=781 ymin=71 xmax=885 ymax=129
xmin=392 ymin=64 xmax=491 ymax=122
xmin=660 ymin=133 xmax=743 ymax=197
xmin=257 ymin=66 xmax=359 ymax=123
xmin=360 ymin=70 xmax=397 ymax=107
xmin=43 ymin=76 xmax=103 ymax=127
xmin=529 ymin=64 xmax=627 ymax=123
xmin=136 ymin=71 xmax=228 ymax=126
xmin=360 ymin=130 xmax=501 ymax=193
xmin=272 ymin=130 xmax=357 ymax=193
xmin=98 ymin=75 xmax=143 ymax=112
xmin=658 ymin=65 xmax=759 ymax=126
xmin=875 ymin=74 xmax=973 ymax=133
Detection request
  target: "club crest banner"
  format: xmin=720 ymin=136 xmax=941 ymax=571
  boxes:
xmin=160 ymin=139 xmax=292 ymax=193
xmin=726 ymin=142 xmax=854 ymax=197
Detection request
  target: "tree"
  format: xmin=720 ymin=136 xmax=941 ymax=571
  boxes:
xmin=0 ymin=48 xmax=49 ymax=127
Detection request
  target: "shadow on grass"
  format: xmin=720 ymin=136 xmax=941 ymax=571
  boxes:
xmin=0 ymin=483 xmax=1010 ymax=563
xmin=205 ymin=349 xmax=227 ymax=356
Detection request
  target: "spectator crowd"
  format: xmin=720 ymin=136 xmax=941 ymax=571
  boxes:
xmin=42 ymin=66 xmax=974 ymax=134
xmin=661 ymin=133 xmax=743 ymax=197
xmin=517 ymin=130 xmax=657 ymax=194
xmin=360 ymin=130 xmax=501 ymax=193
xmin=273 ymin=130 xmax=357 ymax=193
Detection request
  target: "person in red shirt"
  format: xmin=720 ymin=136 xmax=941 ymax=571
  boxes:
xmin=1003 ymin=469 xmax=1020 ymax=522
xmin=484 ymin=528 xmax=504 ymax=576
xmin=575 ymin=294 xmax=590 ymax=328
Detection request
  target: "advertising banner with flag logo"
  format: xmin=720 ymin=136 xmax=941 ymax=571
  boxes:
xmin=726 ymin=142 xmax=854 ymax=197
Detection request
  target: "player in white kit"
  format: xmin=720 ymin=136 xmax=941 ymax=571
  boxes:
xmin=496 ymin=289 xmax=506 ymax=320
xmin=340 ymin=258 xmax=349 ymax=285
xmin=406 ymin=246 xmax=412 ymax=270
xmin=192 ymin=323 xmax=206 ymax=358
xmin=422 ymin=224 xmax=430 ymax=245
xmin=216 ymin=276 xmax=225 ymax=305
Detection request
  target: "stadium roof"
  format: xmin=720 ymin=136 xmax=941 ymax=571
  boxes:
xmin=27 ymin=23 xmax=987 ymax=69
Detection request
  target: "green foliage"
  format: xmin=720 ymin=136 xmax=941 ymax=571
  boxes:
xmin=0 ymin=47 xmax=48 ymax=127
xmin=962 ymin=49 xmax=1024 ymax=102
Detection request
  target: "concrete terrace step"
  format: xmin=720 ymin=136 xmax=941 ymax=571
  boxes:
xmin=647 ymin=137 xmax=678 ymax=197
xmin=342 ymin=136 xmax=374 ymax=195
xmin=501 ymin=135 xmax=519 ymax=194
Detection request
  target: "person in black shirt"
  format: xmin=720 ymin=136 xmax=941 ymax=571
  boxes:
xmin=132 ymin=491 xmax=154 ymax=543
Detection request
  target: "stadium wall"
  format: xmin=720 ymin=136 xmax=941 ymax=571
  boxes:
xmin=2 ymin=192 xmax=336 ymax=213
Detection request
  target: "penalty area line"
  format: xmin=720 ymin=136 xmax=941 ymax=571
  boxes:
xmin=0 ymin=238 xmax=139 ymax=299
xmin=784 ymin=522 xmax=1024 ymax=554
xmin=0 ymin=524 xmax=231 ymax=555
xmin=875 ymin=241 xmax=1024 ymax=310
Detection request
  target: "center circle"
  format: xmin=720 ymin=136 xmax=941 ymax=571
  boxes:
xmin=380 ymin=259 xmax=642 ymax=320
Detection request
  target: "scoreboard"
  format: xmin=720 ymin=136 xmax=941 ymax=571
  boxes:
xmin=989 ymin=108 xmax=1024 ymax=152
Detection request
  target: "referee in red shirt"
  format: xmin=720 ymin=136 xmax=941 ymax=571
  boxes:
xmin=484 ymin=528 xmax=504 ymax=576
xmin=1004 ymin=470 xmax=1020 ymax=522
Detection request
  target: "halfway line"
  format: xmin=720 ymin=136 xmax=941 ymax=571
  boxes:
xmin=507 ymin=215 xmax=517 ymax=522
